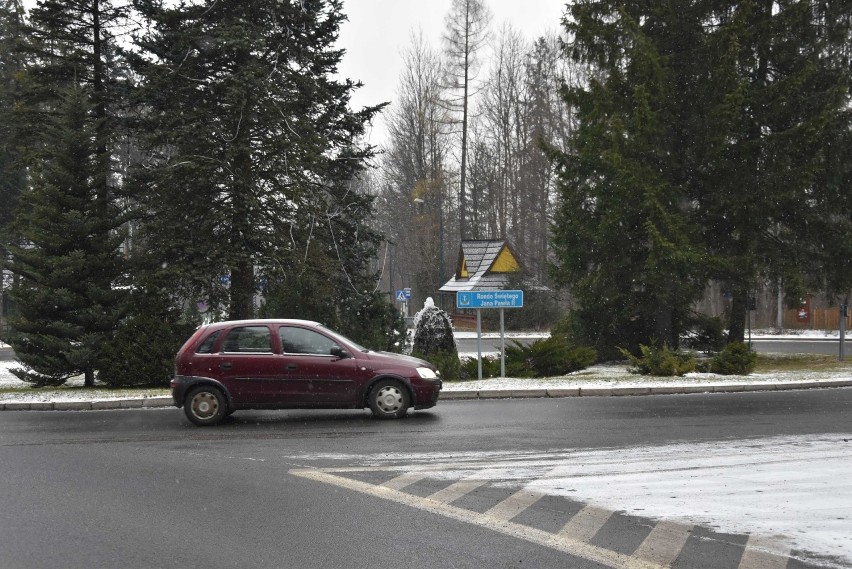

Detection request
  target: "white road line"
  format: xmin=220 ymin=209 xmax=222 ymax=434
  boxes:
xmin=428 ymin=478 xmax=487 ymax=504
xmin=738 ymin=535 xmax=792 ymax=569
xmin=381 ymin=472 xmax=428 ymax=491
xmin=484 ymin=489 xmax=545 ymax=521
xmin=558 ymin=504 xmax=614 ymax=542
xmin=291 ymin=468 xmax=667 ymax=569
xmin=633 ymin=521 xmax=693 ymax=567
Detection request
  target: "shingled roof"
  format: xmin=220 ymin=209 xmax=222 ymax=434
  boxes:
xmin=439 ymin=240 xmax=522 ymax=292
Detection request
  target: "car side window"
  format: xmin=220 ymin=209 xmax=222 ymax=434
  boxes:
xmin=195 ymin=330 xmax=222 ymax=354
xmin=222 ymin=326 xmax=273 ymax=353
xmin=279 ymin=326 xmax=340 ymax=355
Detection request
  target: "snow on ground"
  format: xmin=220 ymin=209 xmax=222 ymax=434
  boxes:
xmin=443 ymin=363 xmax=852 ymax=392
xmin=2 ymin=358 xmax=850 ymax=402
xmin=294 ymin=434 xmax=852 ymax=566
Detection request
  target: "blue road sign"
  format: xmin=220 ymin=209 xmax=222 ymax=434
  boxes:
xmin=395 ymin=290 xmax=408 ymax=302
xmin=403 ymin=287 xmax=412 ymax=299
xmin=456 ymin=290 xmax=524 ymax=309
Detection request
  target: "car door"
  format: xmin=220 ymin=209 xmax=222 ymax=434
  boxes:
xmin=278 ymin=325 xmax=358 ymax=405
xmin=215 ymin=324 xmax=292 ymax=406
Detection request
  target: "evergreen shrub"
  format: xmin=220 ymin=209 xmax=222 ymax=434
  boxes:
xmin=459 ymin=355 xmax=502 ymax=380
xmin=621 ymin=344 xmax=696 ymax=376
xmin=709 ymin=342 xmax=757 ymax=375
xmin=505 ymin=337 xmax=597 ymax=378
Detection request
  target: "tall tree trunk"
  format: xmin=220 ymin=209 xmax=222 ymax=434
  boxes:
xmin=728 ymin=287 xmax=748 ymax=343
xmin=229 ymin=258 xmax=254 ymax=320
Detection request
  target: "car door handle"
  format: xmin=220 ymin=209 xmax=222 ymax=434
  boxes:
xmin=286 ymin=364 xmax=298 ymax=370
xmin=219 ymin=362 xmax=232 ymax=370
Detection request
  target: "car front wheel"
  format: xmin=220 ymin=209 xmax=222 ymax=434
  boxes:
xmin=368 ymin=379 xmax=410 ymax=419
xmin=184 ymin=385 xmax=228 ymax=426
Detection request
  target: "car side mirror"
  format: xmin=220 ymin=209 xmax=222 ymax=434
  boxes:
xmin=330 ymin=346 xmax=351 ymax=360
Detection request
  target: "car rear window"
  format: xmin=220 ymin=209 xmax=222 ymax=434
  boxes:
xmin=195 ymin=330 xmax=222 ymax=354
xmin=222 ymin=326 xmax=273 ymax=353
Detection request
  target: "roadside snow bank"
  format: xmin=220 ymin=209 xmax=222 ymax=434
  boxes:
xmin=442 ymin=364 xmax=852 ymax=392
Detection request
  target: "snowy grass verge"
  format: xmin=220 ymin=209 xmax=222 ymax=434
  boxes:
xmin=2 ymin=352 xmax=850 ymax=403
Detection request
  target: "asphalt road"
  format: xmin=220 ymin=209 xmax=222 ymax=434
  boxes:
xmin=750 ymin=337 xmax=851 ymax=356
xmin=1 ymin=389 xmax=850 ymax=569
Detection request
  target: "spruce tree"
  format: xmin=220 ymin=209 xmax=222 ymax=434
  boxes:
xmin=552 ymin=0 xmax=851 ymax=352
xmin=5 ymin=87 xmax=125 ymax=386
xmin=551 ymin=1 xmax=708 ymax=356
xmin=0 ymin=0 xmax=26 ymax=238
xmin=128 ymin=0 xmax=384 ymax=321
xmin=3 ymin=0 xmax=130 ymax=385
xmin=696 ymin=1 xmax=851 ymax=340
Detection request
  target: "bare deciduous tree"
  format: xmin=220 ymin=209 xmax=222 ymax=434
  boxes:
xmin=378 ymin=31 xmax=453 ymax=308
xmin=441 ymin=0 xmax=490 ymax=241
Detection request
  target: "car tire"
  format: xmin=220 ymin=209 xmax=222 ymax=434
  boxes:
xmin=184 ymin=385 xmax=228 ymax=426
xmin=368 ymin=379 xmax=410 ymax=419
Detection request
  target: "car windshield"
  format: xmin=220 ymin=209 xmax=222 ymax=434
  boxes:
xmin=317 ymin=324 xmax=370 ymax=353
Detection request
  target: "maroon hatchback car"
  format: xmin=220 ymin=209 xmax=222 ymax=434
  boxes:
xmin=171 ymin=319 xmax=442 ymax=426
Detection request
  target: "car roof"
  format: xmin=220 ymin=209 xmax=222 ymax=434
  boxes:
xmin=201 ymin=319 xmax=323 ymax=331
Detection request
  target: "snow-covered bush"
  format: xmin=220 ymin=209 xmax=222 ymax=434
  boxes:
xmin=412 ymin=298 xmax=460 ymax=380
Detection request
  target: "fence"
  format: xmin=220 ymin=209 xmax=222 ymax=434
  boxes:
xmin=782 ymin=308 xmax=851 ymax=331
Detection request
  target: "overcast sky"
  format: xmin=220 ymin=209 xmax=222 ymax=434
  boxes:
xmin=336 ymin=0 xmax=567 ymax=147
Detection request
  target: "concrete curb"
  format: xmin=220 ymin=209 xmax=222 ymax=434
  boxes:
xmin=1 ymin=382 xmax=851 ymax=411
xmin=0 ymin=397 xmax=173 ymax=412
xmin=439 ymin=380 xmax=852 ymax=401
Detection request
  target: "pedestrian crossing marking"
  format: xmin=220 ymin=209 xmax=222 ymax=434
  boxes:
xmin=290 ymin=465 xmax=798 ymax=569
xmin=428 ymin=478 xmax=487 ymax=504
xmin=558 ymin=504 xmax=614 ymax=543
xmin=633 ymin=521 xmax=693 ymax=567
xmin=380 ymin=472 xmax=429 ymax=491
xmin=738 ymin=535 xmax=792 ymax=569
xmin=484 ymin=488 xmax=545 ymax=521
xmin=291 ymin=467 xmax=669 ymax=569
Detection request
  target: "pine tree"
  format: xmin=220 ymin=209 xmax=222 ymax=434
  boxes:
xmin=5 ymin=87 xmax=125 ymax=386
xmin=695 ymin=0 xmax=851 ymax=340
xmin=551 ymin=1 xmax=708 ymax=356
xmin=259 ymin=173 xmax=407 ymax=351
xmin=128 ymin=0 xmax=384 ymax=321
xmin=0 ymin=0 xmax=26 ymax=238
xmin=552 ymin=0 xmax=850 ymax=352
xmin=3 ymin=0 xmax=131 ymax=385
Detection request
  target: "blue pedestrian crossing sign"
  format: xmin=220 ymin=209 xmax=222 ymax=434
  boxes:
xmin=395 ymin=289 xmax=412 ymax=302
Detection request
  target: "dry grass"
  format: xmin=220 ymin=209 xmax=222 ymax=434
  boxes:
xmin=755 ymin=353 xmax=852 ymax=373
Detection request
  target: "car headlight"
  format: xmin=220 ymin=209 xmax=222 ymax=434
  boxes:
xmin=416 ymin=367 xmax=438 ymax=379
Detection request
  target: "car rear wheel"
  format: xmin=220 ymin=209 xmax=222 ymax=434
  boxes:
xmin=368 ymin=379 xmax=410 ymax=419
xmin=184 ymin=386 xmax=228 ymax=426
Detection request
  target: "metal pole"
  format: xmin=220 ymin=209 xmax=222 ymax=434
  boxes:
xmin=476 ymin=309 xmax=482 ymax=381
xmin=500 ymin=308 xmax=505 ymax=378
xmin=840 ymin=305 xmax=847 ymax=362
xmin=747 ymin=297 xmax=752 ymax=349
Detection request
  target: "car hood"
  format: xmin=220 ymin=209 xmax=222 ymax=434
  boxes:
xmin=366 ymin=350 xmax=434 ymax=369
